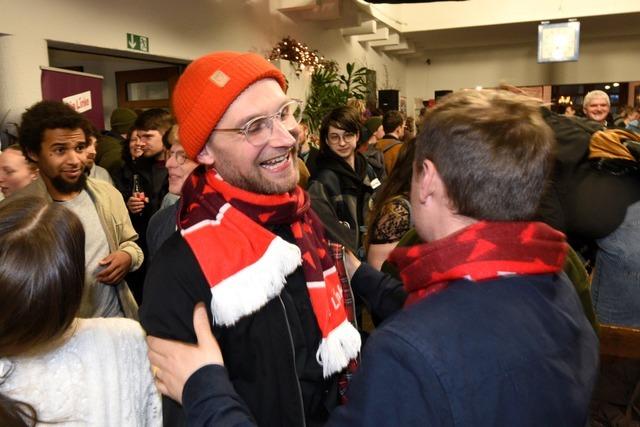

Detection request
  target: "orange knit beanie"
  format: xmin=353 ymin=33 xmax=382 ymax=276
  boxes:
xmin=172 ymin=51 xmax=287 ymax=160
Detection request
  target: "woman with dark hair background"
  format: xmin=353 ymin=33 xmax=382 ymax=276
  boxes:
xmin=0 ymin=197 xmax=161 ymax=427
xmin=308 ymin=106 xmax=380 ymax=254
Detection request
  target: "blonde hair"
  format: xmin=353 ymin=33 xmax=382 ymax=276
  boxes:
xmin=346 ymin=99 xmax=366 ymax=116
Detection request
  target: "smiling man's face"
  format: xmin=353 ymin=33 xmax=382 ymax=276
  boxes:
xmin=198 ymin=79 xmax=299 ymax=194
xmin=29 ymin=128 xmax=88 ymax=200
xmin=584 ymin=97 xmax=610 ymax=124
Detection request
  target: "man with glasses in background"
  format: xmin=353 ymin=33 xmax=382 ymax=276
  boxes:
xmin=145 ymin=124 xmax=198 ymax=260
xmin=140 ymin=52 xmax=371 ymax=427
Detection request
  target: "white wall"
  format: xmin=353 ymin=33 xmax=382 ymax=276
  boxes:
xmin=3 ymin=0 xmax=637 ymax=127
xmin=0 ymin=0 xmax=406 ymax=125
xmin=405 ymin=33 xmax=640 ymax=101
xmin=366 ymin=0 xmax=640 ymax=33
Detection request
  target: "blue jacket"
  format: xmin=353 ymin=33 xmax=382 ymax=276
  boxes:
xmin=181 ymin=272 xmax=599 ymax=426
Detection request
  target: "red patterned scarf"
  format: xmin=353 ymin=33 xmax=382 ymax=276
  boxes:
xmin=179 ymin=167 xmax=360 ymax=377
xmin=388 ymin=221 xmax=568 ymax=306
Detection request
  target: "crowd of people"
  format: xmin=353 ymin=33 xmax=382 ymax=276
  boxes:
xmin=0 ymin=50 xmax=638 ymax=426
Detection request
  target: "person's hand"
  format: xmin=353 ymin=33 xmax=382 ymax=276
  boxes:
xmin=126 ymin=194 xmax=148 ymax=214
xmin=96 ymin=250 xmax=132 ymax=284
xmin=344 ymin=249 xmax=362 ymax=280
xmin=147 ymin=303 xmax=224 ymax=404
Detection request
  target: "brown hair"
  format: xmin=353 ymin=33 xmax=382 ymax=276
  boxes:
xmin=4 ymin=144 xmax=38 ymax=173
xmin=415 ymin=89 xmax=554 ymax=220
xmin=162 ymin=124 xmax=179 ymax=149
xmin=382 ymin=110 xmax=404 ymax=134
xmin=617 ymin=105 xmax=635 ymax=119
xmin=134 ymin=108 xmax=175 ymax=135
xmin=365 ymin=138 xmax=416 ymax=251
xmin=0 ymin=196 xmax=85 ymax=426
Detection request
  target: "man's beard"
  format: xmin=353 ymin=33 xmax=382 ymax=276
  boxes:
xmin=50 ymin=172 xmax=87 ymax=194
xmin=216 ymin=147 xmax=299 ymax=195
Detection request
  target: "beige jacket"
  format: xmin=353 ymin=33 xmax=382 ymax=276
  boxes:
xmin=2 ymin=177 xmax=142 ymax=319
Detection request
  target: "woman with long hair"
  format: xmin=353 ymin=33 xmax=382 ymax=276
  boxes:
xmin=0 ymin=197 xmax=161 ymax=427
xmin=365 ymin=138 xmax=416 ymax=270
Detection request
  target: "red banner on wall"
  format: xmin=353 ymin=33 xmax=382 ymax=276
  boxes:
xmin=41 ymin=67 xmax=105 ymax=130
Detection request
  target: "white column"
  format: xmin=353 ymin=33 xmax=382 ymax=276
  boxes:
xmin=0 ymin=34 xmax=49 ymax=128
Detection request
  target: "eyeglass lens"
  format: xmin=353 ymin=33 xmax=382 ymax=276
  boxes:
xmin=244 ymin=100 xmax=303 ymax=146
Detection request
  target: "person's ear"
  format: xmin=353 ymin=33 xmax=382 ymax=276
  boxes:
xmin=416 ymin=159 xmax=438 ymax=204
xmin=196 ymin=144 xmax=215 ymax=165
xmin=26 ymin=149 xmax=39 ymax=163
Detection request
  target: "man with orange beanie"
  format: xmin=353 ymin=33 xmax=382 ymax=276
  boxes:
xmin=139 ymin=51 xmax=387 ymax=426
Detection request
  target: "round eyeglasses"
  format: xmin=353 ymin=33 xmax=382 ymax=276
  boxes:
xmin=214 ymin=99 xmax=304 ymax=146
xmin=327 ymin=131 xmax=357 ymax=145
xmin=168 ymin=150 xmax=188 ymax=165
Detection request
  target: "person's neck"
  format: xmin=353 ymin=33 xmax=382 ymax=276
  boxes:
xmin=43 ymin=177 xmax=82 ymax=201
xmin=388 ymin=131 xmax=400 ymax=140
xmin=426 ymin=213 xmax=478 ymax=243
xmin=154 ymin=150 xmax=168 ymax=162
xmin=300 ymin=140 xmax=310 ymax=156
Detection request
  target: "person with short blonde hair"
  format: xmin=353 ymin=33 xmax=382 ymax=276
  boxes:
xmin=0 ymin=145 xmax=38 ymax=198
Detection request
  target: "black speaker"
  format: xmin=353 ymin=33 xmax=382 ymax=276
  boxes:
xmin=378 ymin=90 xmax=399 ymax=112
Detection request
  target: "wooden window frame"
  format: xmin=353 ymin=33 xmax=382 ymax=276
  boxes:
xmin=116 ymin=66 xmax=179 ymax=109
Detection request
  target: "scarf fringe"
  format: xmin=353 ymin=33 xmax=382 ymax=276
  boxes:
xmin=315 ymin=319 xmax=362 ymax=378
xmin=209 ymin=236 xmax=302 ymax=326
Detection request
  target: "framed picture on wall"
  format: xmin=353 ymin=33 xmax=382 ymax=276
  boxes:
xmin=538 ymin=21 xmax=580 ymax=63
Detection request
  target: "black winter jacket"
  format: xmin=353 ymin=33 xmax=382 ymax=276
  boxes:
xmin=307 ymin=150 xmax=377 ymax=252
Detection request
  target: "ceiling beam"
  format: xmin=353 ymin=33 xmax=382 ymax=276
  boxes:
xmin=353 ymin=27 xmax=389 ymax=43
xmin=341 ymin=20 xmax=377 ymax=37
xmin=381 ymin=41 xmax=411 ymax=51
xmin=390 ymin=48 xmax=417 ymax=55
xmin=369 ymin=33 xmax=400 ymax=48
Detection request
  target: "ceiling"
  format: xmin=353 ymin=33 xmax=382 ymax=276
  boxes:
xmin=404 ymin=11 xmax=640 ymax=52
xmin=278 ymin=1 xmax=640 ymax=59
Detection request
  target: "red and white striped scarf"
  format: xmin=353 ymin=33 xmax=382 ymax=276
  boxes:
xmin=178 ymin=167 xmax=360 ymax=377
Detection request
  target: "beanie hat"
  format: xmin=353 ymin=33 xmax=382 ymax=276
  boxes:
xmin=365 ymin=116 xmax=382 ymax=136
xmin=110 ymin=108 xmax=138 ymax=135
xmin=172 ymin=51 xmax=287 ymax=160
xmin=359 ymin=125 xmax=372 ymax=146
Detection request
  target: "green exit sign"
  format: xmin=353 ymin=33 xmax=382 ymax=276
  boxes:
xmin=127 ymin=33 xmax=149 ymax=52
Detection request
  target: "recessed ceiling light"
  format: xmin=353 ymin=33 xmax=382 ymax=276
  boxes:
xmin=605 ymin=85 xmax=611 ymax=90
xmin=613 ymin=82 xmax=620 ymax=87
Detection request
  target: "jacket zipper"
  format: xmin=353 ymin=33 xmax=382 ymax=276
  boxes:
xmin=278 ymin=295 xmax=307 ymax=427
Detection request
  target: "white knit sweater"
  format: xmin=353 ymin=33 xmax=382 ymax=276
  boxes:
xmin=0 ymin=318 xmax=162 ymax=426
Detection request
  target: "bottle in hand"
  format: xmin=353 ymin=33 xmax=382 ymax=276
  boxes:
xmin=132 ymin=174 xmax=146 ymax=215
